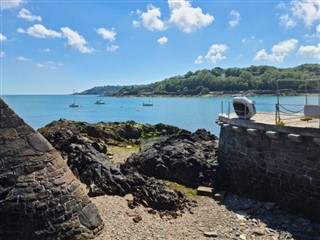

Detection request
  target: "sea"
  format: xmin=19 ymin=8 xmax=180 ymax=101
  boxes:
xmin=2 ymin=95 xmax=319 ymax=137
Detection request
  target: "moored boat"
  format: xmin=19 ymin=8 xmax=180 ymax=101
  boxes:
xmin=142 ymin=102 xmax=153 ymax=106
xmin=69 ymin=102 xmax=79 ymax=108
xmin=95 ymin=99 xmax=105 ymax=105
xmin=69 ymin=90 xmax=79 ymax=108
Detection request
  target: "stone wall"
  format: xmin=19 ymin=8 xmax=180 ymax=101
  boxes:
xmin=217 ymin=115 xmax=320 ymax=222
xmin=0 ymin=98 xmax=104 ymax=239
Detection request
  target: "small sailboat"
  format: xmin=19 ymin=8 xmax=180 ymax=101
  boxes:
xmin=69 ymin=102 xmax=79 ymax=108
xmin=142 ymin=102 xmax=153 ymax=106
xmin=142 ymin=97 xmax=153 ymax=106
xmin=69 ymin=90 xmax=79 ymax=108
xmin=95 ymin=99 xmax=105 ymax=105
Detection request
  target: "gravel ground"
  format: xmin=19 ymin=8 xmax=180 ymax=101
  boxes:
xmin=91 ymin=192 xmax=320 ymax=240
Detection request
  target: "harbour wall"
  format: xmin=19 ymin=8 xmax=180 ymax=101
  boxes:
xmin=217 ymin=115 xmax=320 ymax=221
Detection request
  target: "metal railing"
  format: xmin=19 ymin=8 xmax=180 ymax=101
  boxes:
xmin=220 ymin=101 xmax=320 ymax=128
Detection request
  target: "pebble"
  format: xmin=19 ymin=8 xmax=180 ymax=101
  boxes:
xmin=239 ymin=234 xmax=246 ymax=240
xmin=235 ymin=211 xmax=248 ymax=221
xmin=203 ymin=231 xmax=218 ymax=237
xmin=133 ymin=215 xmax=142 ymax=223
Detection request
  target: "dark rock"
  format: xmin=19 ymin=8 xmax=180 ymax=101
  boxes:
xmin=57 ymin=135 xmax=146 ymax=197
xmin=39 ymin=119 xmax=186 ymax=147
xmin=132 ymin=178 xmax=189 ymax=212
xmin=79 ymin=203 xmax=104 ymax=230
xmin=39 ymin=118 xmax=215 ymax=215
xmin=121 ymin=129 xmax=219 ymax=188
xmin=132 ymin=215 xmax=142 ymax=223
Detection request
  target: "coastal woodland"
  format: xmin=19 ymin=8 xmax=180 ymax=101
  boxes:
xmin=79 ymin=64 xmax=320 ymax=96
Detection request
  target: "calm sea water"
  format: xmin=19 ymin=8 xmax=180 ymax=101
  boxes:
xmin=2 ymin=95 xmax=319 ymax=137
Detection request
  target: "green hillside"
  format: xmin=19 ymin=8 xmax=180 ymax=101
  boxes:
xmin=82 ymin=64 xmax=320 ymax=96
xmin=77 ymin=85 xmax=125 ymax=95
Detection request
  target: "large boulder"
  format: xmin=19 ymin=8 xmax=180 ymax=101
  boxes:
xmin=0 ymin=98 xmax=104 ymax=239
xmin=121 ymin=129 xmax=219 ymax=188
xmin=131 ymin=178 xmax=188 ymax=212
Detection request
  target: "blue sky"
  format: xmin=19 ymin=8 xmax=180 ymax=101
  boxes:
xmin=1 ymin=0 xmax=319 ymax=94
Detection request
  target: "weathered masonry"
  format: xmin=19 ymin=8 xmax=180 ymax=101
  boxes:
xmin=0 ymin=98 xmax=104 ymax=239
xmin=217 ymin=115 xmax=320 ymax=222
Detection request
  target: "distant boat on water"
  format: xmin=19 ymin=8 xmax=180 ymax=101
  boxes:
xmin=69 ymin=90 xmax=79 ymax=108
xmin=69 ymin=102 xmax=79 ymax=108
xmin=142 ymin=102 xmax=153 ymax=106
xmin=143 ymin=97 xmax=153 ymax=106
xmin=95 ymin=99 xmax=105 ymax=105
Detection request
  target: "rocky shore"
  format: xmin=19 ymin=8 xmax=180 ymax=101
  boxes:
xmin=39 ymin=120 xmax=214 ymax=213
xmin=37 ymin=119 xmax=320 ymax=239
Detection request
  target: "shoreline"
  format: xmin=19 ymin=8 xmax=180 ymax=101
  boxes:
xmin=2 ymin=92 xmax=319 ymax=97
xmin=103 ymin=92 xmax=320 ymax=98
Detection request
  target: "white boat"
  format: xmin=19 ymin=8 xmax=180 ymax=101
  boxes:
xmin=69 ymin=90 xmax=79 ymax=108
xmin=95 ymin=99 xmax=105 ymax=105
xmin=143 ymin=97 xmax=153 ymax=106
xmin=69 ymin=102 xmax=79 ymax=108
xmin=232 ymin=97 xmax=256 ymax=120
xmin=142 ymin=102 xmax=153 ymax=106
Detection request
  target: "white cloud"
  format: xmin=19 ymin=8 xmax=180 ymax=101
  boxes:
xmin=132 ymin=20 xmax=140 ymax=28
xmin=195 ymin=55 xmax=203 ymax=64
xmin=96 ymin=27 xmax=116 ymax=42
xmin=205 ymin=44 xmax=228 ymax=63
xmin=0 ymin=0 xmax=23 ymax=10
xmin=280 ymin=14 xmax=297 ymax=29
xmin=17 ymin=56 xmax=32 ymax=61
xmin=0 ymin=52 xmax=5 ymax=58
xmin=41 ymin=48 xmax=50 ymax=52
xmin=17 ymin=24 xmax=94 ymax=54
xmin=0 ymin=33 xmax=7 ymax=41
xmin=106 ymin=45 xmax=119 ymax=52
xmin=241 ymin=36 xmax=263 ymax=44
xmin=134 ymin=0 xmax=213 ymax=33
xmin=254 ymin=39 xmax=298 ymax=63
xmin=298 ymin=43 xmax=320 ymax=59
xmin=229 ymin=10 xmax=241 ymax=28
xmin=17 ymin=24 xmax=62 ymax=38
xmin=254 ymin=49 xmax=268 ymax=60
xmin=272 ymin=39 xmax=298 ymax=54
xmin=140 ymin=4 xmax=166 ymax=31
xmin=303 ymin=23 xmax=320 ymax=38
xmin=36 ymin=61 xmax=63 ymax=69
xmin=157 ymin=36 xmax=168 ymax=45
xmin=279 ymin=0 xmax=320 ymax=29
xmin=196 ymin=43 xmax=228 ymax=64
xmin=276 ymin=2 xmax=287 ymax=10
xmin=36 ymin=63 xmax=45 ymax=68
xmin=61 ymin=27 xmax=94 ymax=54
xmin=168 ymin=0 xmax=214 ymax=33
xmin=18 ymin=8 xmax=42 ymax=22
